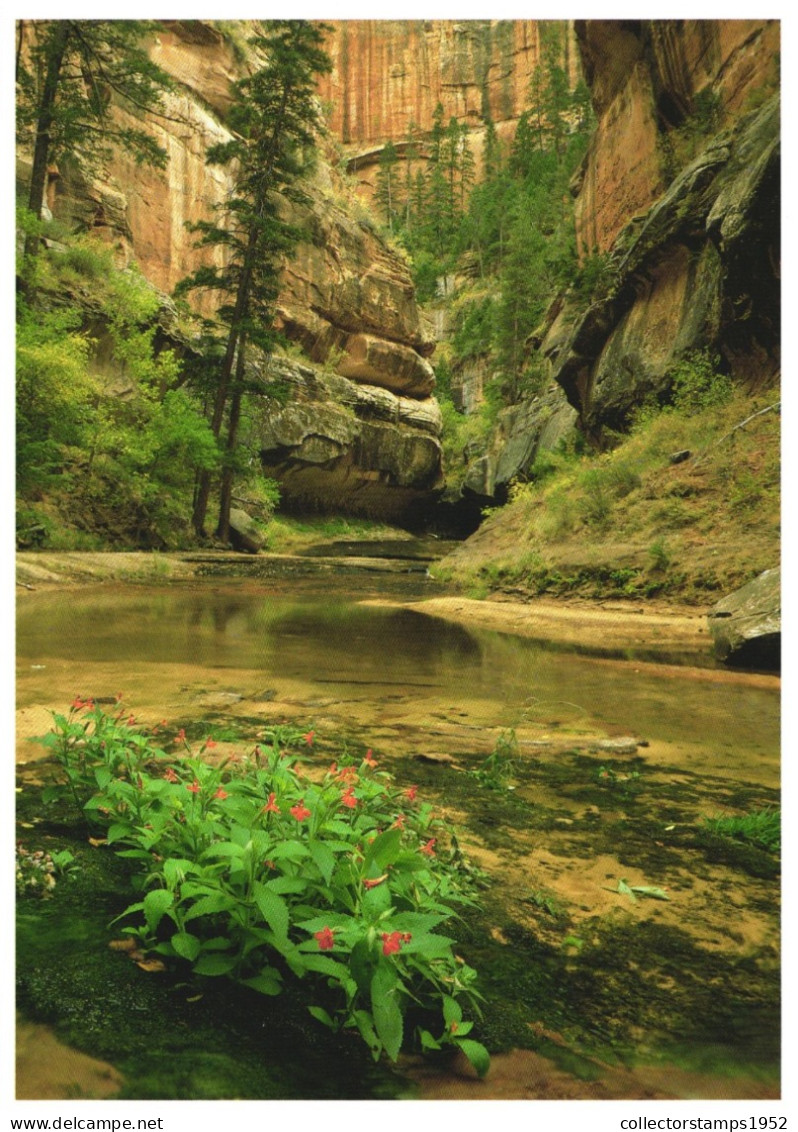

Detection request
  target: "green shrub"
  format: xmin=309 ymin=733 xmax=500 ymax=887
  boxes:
xmin=34 ymin=702 xmax=490 ymax=1076
xmin=670 ymin=349 xmax=733 ymax=413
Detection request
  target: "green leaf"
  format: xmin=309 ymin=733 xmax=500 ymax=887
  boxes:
xmin=200 ymin=841 xmax=245 ymax=860
xmin=295 ymin=912 xmax=355 ymax=933
xmin=630 ymin=885 xmax=670 ymax=901
xmin=253 ymin=880 xmax=290 ymax=941
xmin=163 ymin=858 xmax=199 ymax=887
xmin=456 ymin=1038 xmax=490 ymax=1078
xmin=419 ymin=1028 xmax=442 ymax=1051
xmin=171 ymin=931 xmax=202 ymax=961
xmin=616 ymin=879 xmax=636 ymax=902
xmin=353 ymin=1010 xmax=381 ymax=1060
xmin=143 ymin=888 xmax=174 ymax=932
xmin=106 ymin=822 xmax=134 ymax=844
xmin=349 ymin=937 xmax=378 ymax=995
xmin=371 ymin=964 xmax=403 ymax=1062
xmin=183 ymin=893 xmax=238 ymax=922
xmin=309 ymin=841 xmax=335 ymax=884
xmin=403 ymin=933 xmax=456 ymax=959
xmin=364 ymin=828 xmax=403 ymax=872
xmin=270 ymin=840 xmax=310 ymax=863
xmin=240 ymin=970 xmax=283 ymax=996
xmin=386 ymin=911 xmax=447 ymax=934
xmin=94 ymin=765 xmax=113 ymax=790
xmin=193 ymin=953 xmax=238 ymax=976
xmin=308 ymin=1005 xmax=336 ymax=1029
xmin=301 ymin=954 xmax=350 ymax=980
xmin=265 ymin=875 xmax=307 ymax=896
xmin=442 ymin=994 xmax=462 ymax=1027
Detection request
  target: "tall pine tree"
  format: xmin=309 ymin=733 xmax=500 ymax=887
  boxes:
xmin=16 ymin=20 xmax=172 ymax=260
xmin=176 ymin=20 xmax=331 ymax=541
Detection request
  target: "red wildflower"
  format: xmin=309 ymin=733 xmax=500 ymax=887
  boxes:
xmin=164 ymin=767 xmax=179 ymax=783
xmin=70 ymin=697 xmax=86 ymax=711
xmin=362 ymin=749 xmax=377 ymax=768
xmin=290 ymin=799 xmax=311 ymax=822
xmin=314 ymin=927 xmax=336 ymax=951
xmin=420 ymin=838 xmax=437 ymax=857
xmin=303 ymin=731 xmax=315 ymax=746
xmin=404 ymin=785 xmax=418 ymax=802
xmin=263 ymin=792 xmax=280 ymax=815
xmin=363 ymin=874 xmax=388 ymax=889
xmin=341 ymin=788 xmax=358 ymax=809
xmin=328 ymin=762 xmax=338 ymax=775
xmin=392 ymin=814 xmax=406 ymax=830
xmin=187 ymin=779 xmax=201 ymax=795
xmin=203 ymin=737 xmax=217 ymax=750
xmin=338 ymin=765 xmax=359 ymax=783
xmin=127 ymin=715 xmax=136 ymax=726
xmin=174 ymin=728 xmax=186 ymax=745
xmin=214 ymin=787 xmax=228 ymax=800
xmin=381 ymin=931 xmax=408 ymax=957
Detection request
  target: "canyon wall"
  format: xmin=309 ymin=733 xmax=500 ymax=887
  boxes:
xmin=16 ymin=20 xmax=444 ymax=521
xmin=316 ymin=19 xmax=577 ymax=194
xmin=468 ymin=18 xmax=780 ymax=498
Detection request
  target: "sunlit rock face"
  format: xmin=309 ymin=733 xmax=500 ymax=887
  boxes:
xmin=573 ymin=20 xmax=780 ymax=254
xmin=315 ymin=20 xmax=581 ymax=195
xmin=16 ymin=20 xmax=441 ymax=519
xmin=537 ymin=20 xmax=780 ymax=444
xmin=251 ymin=359 xmax=443 ymax=522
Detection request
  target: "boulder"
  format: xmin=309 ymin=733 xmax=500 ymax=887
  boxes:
xmin=228 ymin=508 xmax=265 ymax=555
xmin=252 ymin=357 xmax=443 ymax=520
xmin=707 ymin=567 xmax=780 ymax=670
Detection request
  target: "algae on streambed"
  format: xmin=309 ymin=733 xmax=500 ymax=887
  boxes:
xmin=15 ymin=711 xmax=780 ymax=1100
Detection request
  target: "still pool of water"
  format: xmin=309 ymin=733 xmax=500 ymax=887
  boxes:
xmin=16 ymin=578 xmax=779 ymax=782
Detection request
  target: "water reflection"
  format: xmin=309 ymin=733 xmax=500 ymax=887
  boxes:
xmin=16 ymin=582 xmax=779 ymax=761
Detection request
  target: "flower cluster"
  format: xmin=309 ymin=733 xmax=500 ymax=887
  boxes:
xmin=34 ymin=704 xmax=489 ymax=1077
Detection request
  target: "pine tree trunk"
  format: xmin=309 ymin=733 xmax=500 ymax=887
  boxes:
xmin=25 ymin=21 xmax=71 ymax=259
xmin=215 ymin=335 xmax=247 ymax=544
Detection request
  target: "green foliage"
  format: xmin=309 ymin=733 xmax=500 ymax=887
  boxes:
xmin=17 ymin=20 xmax=172 ymax=255
xmin=669 ymin=349 xmax=734 ymax=413
xmin=473 ymin=730 xmax=518 ymax=791
xmin=34 ymin=702 xmax=490 ymax=1076
xmin=177 ymin=20 xmax=332 ymax=538
xmin=16 ymin=234 xmax=220 ymax=548
xmin=702 ymin=810 xmax=780 ymax=855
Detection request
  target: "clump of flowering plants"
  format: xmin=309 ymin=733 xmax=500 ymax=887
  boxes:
xmin=33 ymin=703 xmax=490 ymax=1076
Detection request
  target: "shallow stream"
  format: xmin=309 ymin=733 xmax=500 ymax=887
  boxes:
xmin=15 ymin=565 xmax=781 ymax=1100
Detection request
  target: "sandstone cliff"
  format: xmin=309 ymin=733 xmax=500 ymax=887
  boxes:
xmin=468 ymin=18 xmax=779 ymax=498
xmin=316 ymin=19 xmax=577 ymax=195
xmin=16 ymin=19 xmax=443 ymax=521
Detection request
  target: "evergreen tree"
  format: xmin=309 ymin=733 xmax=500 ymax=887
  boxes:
xmin=374 ymin=139 xmax=400 ymax=232
xmin=176 ymin=20 xmax=331 ymax=540
xmin=403 ymin=118 xmax=421 ymax=229
xmin=458 ymin=122 xmax=476 ymax=212
xmin=16 ymin=20 xmax=172 ymax=260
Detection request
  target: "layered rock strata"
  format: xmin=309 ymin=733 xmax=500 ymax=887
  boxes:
xmin=16 ymin=20 xmax=441 ymax=519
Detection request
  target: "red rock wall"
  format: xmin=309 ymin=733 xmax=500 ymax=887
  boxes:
xmin=573 ymin=19 xmax=780 ymax=255
xmin=316 ymin=20 xmax=544 ymax=146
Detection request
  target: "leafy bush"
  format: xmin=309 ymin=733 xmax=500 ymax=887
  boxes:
xmin=34 ymin=702 xmax=490 ymax=1075
xmin=670 ymin=349 xmax=733 ymax=413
